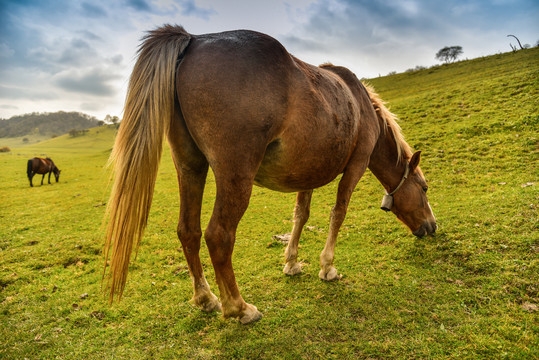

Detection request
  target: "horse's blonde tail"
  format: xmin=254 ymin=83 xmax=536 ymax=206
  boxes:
xmin=104 ymin=25 xmax=191 ymax=302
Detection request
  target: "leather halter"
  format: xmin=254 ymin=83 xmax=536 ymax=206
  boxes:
xmin=381 ymin=163 xmax=410 ymax=212
xmin=387 ymin=163 xmax=410 ymax=196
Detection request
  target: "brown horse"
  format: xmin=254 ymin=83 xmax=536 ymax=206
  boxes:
xmin=104 ymin=25 xmax=437 ymax=324
xmin=27 ymin=157 xmax=61 ymax=187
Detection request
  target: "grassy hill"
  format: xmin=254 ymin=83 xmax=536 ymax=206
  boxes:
xmin=0 ymin=111 xmax=101 ymax=142
xmin=20 ymin=125 xmax=117 ymax=154
xmin=1 ymin=48 xmax=537 ymax=359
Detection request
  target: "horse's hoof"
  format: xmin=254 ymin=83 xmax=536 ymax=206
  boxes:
xmin=283 ymin=262 xmax=302 ymax=275
xmin=190 ymin=292 xmax=222 ymax=313
xmin=239 ymin=303 xmax=262 ymax=324
xmin=319 ymin=266 xmax=342 ymax=281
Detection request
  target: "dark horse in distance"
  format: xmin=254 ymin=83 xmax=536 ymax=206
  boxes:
xmin=27 ymin=157 xmax=61 ymax=187
xmin=104 ymin=25 xmax=437 ymax=324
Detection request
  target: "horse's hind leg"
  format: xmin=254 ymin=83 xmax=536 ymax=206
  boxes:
xmin=169 ymin=111 xmax=221 ymax=313
xmin=177 ymin=165 xmax=221 ymax=313
xmin=283 ymin=190 xmax=313 ymax=275
xmin=205 ymin=171 xmax=262 ymax=324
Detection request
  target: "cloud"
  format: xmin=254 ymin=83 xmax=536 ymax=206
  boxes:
xmin=110 ymin=54 xmax=124 ymax=65
xmin=292 ymin=0 xmax=539 ymax=50
xmin=293 ymin=0 xmax=444 ymax=45
xmin=56 ymin=39 xmax=97 ymax=67
xmin=149 ymin=0 xmax=216 ymax=20
xmin=80 ymin=102 xmax=103 ymax=112
xmin=81 ymin=2 xmax=107 ymax=18
xmin=0 ymin=85 xmax=58 ymax=100
xmin=0 ymin=43 xmax=15 ymax=58
xmin=77 ymin=30 xmax=103 ymax=42
xmin=0 ymin=14 xmax=44 ymax=69
xmin=280 ymin=0 xmax=441 ymax=75
xmin=279 ymin=0 xmax=539 ymax=77
xmin=54 ymin=67 xmax=122 ymax=96
xmin=281 ymin=35 xmax=328 ymax=53
xmin=126 ymin=0 xmax=151 ymax=12
xmin=179 ymin=0 xmax=216 ymax=20
xmin=0 ymin=104 xmax=19 ymax=110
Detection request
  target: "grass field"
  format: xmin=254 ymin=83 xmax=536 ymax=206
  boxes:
xmin=1 ymin=48 xmax=538 ymax=359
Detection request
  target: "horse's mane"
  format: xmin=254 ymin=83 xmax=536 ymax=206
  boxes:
xmin=45 ymin=157 xmax=58 ymax=170
xmin=362 ymin=83 xmax=412 ymax=164
xmin=315 ymin=65 xmax=411 ymax=163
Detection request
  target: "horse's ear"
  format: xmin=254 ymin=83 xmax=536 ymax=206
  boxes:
xmin=409 ymin=151 xmax=421 ymax=172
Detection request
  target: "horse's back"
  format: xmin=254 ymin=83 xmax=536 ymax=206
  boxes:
xmin=175 ymin=30 xmax=365 ymax=191
xmin=28 ymin=157 xmax=51 ymax=174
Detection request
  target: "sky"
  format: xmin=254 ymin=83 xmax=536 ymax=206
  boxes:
xmin=1 ymin=0 xmax=537 ymax=120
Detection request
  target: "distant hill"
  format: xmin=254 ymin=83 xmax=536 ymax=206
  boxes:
xmin=0 ymin=111 xmax=101 ymax=138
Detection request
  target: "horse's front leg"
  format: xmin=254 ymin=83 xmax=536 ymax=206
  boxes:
xmin=319 ymin=164 xmax=367 ymax=281
xmin=283 ymin=190 xmax=313 ymax=275
xmin=48 ymin=171 xmax=52 ymax=184
xmin=41 ymin=174 xmax=45 ymax=185
xmin=177 ymin=165 xmax=221 ymax=313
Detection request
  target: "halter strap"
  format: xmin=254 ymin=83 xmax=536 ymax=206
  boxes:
xmin=386 ymin=164 xmax=409 ymax=196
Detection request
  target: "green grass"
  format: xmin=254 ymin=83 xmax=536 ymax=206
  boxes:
xmin=0 ymin=134 xmax=57 ymax=148
xmin=1 ymin=48 xmax=538 ymax=359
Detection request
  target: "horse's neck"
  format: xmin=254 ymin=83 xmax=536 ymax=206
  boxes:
xmin=368 ymin=131 xmax=407 ymax=193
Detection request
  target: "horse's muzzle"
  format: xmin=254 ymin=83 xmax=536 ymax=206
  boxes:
xmin=413 ymin=221 xmax=437 ymax=237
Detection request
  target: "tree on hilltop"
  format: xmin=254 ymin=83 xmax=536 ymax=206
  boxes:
xmin=435 ymin=46 xmax=463 ymax=63
xmin=104 ymin=114 xmax=120 ymax=125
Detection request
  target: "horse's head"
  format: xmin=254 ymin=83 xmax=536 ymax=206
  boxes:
xmin=381 ymin=151 xmax=437 ymax=237
xmin=54 ymin=168 xmax=61 ymax=182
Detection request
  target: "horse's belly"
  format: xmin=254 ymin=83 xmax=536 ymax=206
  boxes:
xmin=254 ymin=136 xmax=352 ymax=192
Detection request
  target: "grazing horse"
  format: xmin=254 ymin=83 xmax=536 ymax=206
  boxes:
xmin=104 ymin=25 xmax=437 ymax=324
xmin=27 ymin=157 xmax=61 ymax=187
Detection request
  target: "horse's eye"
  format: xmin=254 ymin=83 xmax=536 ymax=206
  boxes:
xmin=422 ymin=186 xmax=428 ymax=193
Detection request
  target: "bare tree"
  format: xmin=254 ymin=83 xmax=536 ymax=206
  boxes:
xmin=507 ymin=35 xmax=524 ymax=50
xmin=435 ymin=46 xmax=463 ymax=63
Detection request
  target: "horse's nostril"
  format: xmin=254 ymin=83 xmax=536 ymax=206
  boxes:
xmin=427 ymin=222 xmax=437 ymax=235
xmin=414 ymin=221 xmax=437 ymax=237
xmin=413 ymin=227 xmax=426 ymax=238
